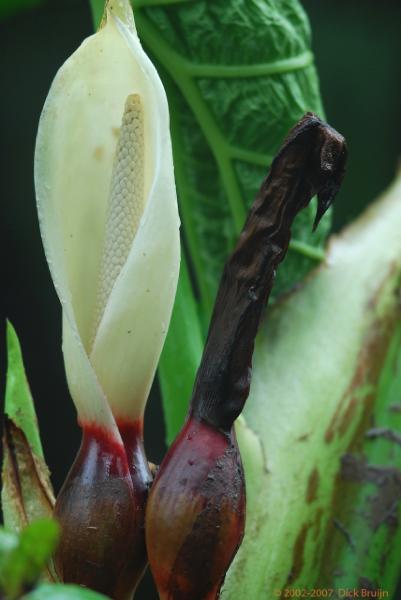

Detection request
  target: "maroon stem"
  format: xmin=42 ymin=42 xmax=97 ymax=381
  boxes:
xmin=54 ymin=420 xmax=151 ymax=599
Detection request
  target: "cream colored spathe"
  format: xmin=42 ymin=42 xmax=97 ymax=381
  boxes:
xmin=35 ymin=0 xmax=180 ymax=437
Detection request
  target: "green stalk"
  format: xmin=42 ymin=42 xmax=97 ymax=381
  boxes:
xmin=158 ymin=253 xmax=203 ymax=444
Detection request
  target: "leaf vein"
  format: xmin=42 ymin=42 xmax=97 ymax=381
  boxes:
xmin=136 ymin=12 xmax=247 ymax=232
xmin=186 ymin=51 xmax=314 ymax=79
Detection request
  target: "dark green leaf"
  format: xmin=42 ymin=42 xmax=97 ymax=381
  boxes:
xmin=159 ymin=255 xmax=203 ymax=443
xmin=0 ymin=0 xmax=45 ymax=20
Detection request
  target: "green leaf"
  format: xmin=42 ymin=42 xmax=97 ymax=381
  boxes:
xmin=222 ymin=172 xmax=401 ymax=596
xmin=159 ymin=254 xmax=203 ymax=444
xmin=22 ymin=584 xmax=109 ymax=600
xmin=132 ymin=0 xmax=328 ymax=316
xmin=5 ymin=321 xmax=43 ymax=458
xmin=136 ymin=0 xmax=328 ymax=441
xmin=0 ymin=519 xmax=59 ymax=599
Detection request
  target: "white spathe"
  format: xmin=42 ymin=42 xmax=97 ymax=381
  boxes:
xmin=35 ymin=0 xmax=180 ymax=433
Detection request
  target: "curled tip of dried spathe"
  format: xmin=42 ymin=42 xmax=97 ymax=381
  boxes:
xmin=277 ymin=112 xmax=347 ymax=231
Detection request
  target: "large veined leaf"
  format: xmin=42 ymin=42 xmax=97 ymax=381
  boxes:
xmin=133 ymin=0 xmax=328 ymax=317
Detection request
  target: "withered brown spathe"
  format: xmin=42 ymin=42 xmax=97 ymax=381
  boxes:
xmin=146 ymin=113 xmax=347 ymax=600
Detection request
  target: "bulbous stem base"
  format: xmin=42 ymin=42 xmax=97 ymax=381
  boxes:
xmin=146 ymin=416 xmax=245 ymax=600
xmin=54 ymin=422 xmax=151 ymax=600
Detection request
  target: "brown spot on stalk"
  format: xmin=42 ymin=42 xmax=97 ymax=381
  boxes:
xmin=312 ymin=507 xmax=324 ymax=541
xmin=325 ymin=265 xmax=401 ymax=444
xmin=306 ymin=468 xmax=320 ymax=504
xmin=93 ymin=146 xmax=104 ymax=160
xmin=325 ymin=359 xmax=367 ymax=443
xmin=287 ymin=523 xmax=310 ymax=585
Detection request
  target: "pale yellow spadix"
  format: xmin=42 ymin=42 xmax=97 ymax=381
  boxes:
xmin=35 ymin=0 xmax=180 ymax=432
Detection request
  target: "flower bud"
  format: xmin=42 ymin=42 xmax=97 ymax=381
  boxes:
xmin=34 ymin=0 xmax=179 ymax=594
xmin=146 ymin=114 xmax=347 ymax=599
xmin=146 ymin=417 xmax=245 ymax=600
xmin=54 ymin=424 xmax=149 ymax=598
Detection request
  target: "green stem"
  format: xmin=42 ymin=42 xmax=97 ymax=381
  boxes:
xmin=178 ymin=52 xmax=313 ymax=79
xmin=159 ymin=253 xmax=203 ymax=442
xmin=166 ymin=81 xmax=222 ymax=315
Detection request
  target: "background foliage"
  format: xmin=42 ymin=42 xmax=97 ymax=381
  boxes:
xmin=0 ymin=0 xmax=401 ymax=598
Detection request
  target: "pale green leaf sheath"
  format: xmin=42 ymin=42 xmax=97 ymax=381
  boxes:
xmin=224 ymin=173 xmax=401 ymax=596
xmin=35 ymin=0 xmax=180 ymax=434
